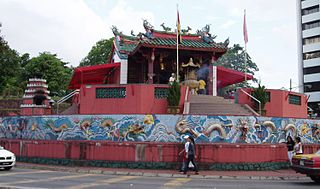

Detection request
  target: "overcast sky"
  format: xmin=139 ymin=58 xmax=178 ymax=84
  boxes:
xmin=0 ymin=0 xmax=298 ymax=90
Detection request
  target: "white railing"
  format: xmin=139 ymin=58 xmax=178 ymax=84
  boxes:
xmin=57 ymin=89 xmax=80 ymax=113
xmin=183 ymin=86 xmax=190 ymax=114
xmin=239 ymin=88 xmax=261 ymax=115
xmin=29 ymin=78 xmax=47 ymax=82
xmin=25 ymin=89 xmax=50 ymax=94
xmin=27 ymin=83 xmax=48 ymax=88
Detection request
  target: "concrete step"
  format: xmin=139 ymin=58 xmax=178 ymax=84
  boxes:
xmin=189 ymin=95 xmax=234 ymax=103
xmin=189 ymin=108 xmax=252 ymax=115
xmin=187 ymin=94 xmax=254 ymax=116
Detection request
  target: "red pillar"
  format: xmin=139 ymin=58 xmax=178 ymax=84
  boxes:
xmin=148 ymin=48 xmax=155 ymax=84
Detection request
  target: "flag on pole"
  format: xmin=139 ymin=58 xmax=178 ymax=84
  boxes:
xmin=243 ymin=9 xmax=248 ymax=44
xmin=177 ymin=9 xmax=182 ymax=44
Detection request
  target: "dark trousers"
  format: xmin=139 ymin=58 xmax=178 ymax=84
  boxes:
xmin=183 ymin=155 xmax=198 ymax=173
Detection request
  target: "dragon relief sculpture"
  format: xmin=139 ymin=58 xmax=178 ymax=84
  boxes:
xmin=238 ymin=119 xmax=249 ymax=141
xmin=203 ymin=123 xmax=227 ymax=139
xmin=284 ymin=123 xmax=296 ymax=135
xmin=312 ymin=124 xmax=320 ymax=140
xmin=254 ymin=120 xmax=277 ymax=142
xmin=175 ymin=118 xmax=229 ymax=139
xmin=175 ymin=119 xmax=199 ymax=138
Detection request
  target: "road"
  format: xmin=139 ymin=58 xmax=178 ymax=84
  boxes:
xmin=0 ymin=167 xmax=318 ymax=189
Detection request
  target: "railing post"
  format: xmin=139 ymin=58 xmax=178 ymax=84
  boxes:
xmin=259 ymin=103 xmax=261 ymax=115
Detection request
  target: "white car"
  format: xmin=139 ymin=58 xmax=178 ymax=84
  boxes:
xmin=0 ymin=146 xmax=16 ymax=170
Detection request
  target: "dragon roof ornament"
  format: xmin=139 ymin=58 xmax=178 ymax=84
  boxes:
xmin=110 ymin=20 xmax=229 ymax=47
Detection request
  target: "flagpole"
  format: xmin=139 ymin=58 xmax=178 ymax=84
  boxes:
xmin=245 ymin=41 xmax=247 ymax=82
xmin=176 ymin=4 xmax=179 ymax=82
xmin=244 ymin=9 xmax=247 ymax=82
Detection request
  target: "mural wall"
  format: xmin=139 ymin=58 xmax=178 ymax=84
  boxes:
xmin=0 ymin=114 xmax=319 ymax=144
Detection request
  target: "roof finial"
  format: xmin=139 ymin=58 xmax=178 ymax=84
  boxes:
xmin=160 ymin=23 xmax=171 ymax=32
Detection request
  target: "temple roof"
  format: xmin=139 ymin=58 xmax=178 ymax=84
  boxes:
xmin=111 ymin=21 xmax=229 ymax=59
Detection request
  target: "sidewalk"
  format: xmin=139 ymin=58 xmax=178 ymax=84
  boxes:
xmin=16 ymin=162 xmax=308 ymax=181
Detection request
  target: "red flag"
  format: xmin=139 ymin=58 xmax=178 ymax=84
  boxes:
xmin=243 ymin=9 xmax=248 ymax=44
xmin=177 ymin=10 xmax=182 ymax=44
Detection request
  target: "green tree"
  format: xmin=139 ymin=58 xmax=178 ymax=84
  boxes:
xmin=0 ymin=23 xmax=23 ymax=97
xmin=22 ymin=52 xmax=72 ymax=96
xmin=252 ymin=84 xmax=268 ymax=113
xmin=167 ymin=81 xmax=181 ymax=106
xmin=79 ymin=38 xmax=114 ymax=67
xmin=215 ymin=44 xmax=259 ymax=86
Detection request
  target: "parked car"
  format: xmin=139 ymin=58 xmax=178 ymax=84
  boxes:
xmin=0 ymin=146 xmax=16 ymax=170
xmin=291 ymin=150 xmax=320 ymax=183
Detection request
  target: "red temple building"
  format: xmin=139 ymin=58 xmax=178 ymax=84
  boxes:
xmin=18 ymin=20 xmax=308 ymax=118
xmin=66 ymin=20 xmax=254 ymax=115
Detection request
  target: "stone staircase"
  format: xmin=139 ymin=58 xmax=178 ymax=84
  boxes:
xmin=188 ymin=95 xmax=256 ymax=115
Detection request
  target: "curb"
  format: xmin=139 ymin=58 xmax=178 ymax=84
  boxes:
xmin=15 ymin=164 xmax=308 ymax=181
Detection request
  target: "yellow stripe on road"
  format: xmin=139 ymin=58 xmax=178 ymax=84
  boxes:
xmin=1 ymin=173 xmax=95 ymax=186
xmin=164 ymin=178 xmax=192 ymax=187
xmin=66 ymin=175 xmax=140 ymax=189
xmin=0 ymin=170 xmax=54 ymax=176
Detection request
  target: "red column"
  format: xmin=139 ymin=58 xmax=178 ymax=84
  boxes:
xmin=148 ymin=48 xmax=155 ymax=84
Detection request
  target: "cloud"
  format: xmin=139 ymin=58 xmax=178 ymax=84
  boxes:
xmin=272 ymin=23 xmax=297 ymax=48
xmin=106 ymin=0 xmax=154 ymax=35
xmin=0 ymin=0 xmax=107 ymax=66
xmin=220 ymin=20 xmax=236 ymax=29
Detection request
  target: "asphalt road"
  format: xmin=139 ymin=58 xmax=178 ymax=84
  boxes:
xmin=0 ymin=167 xmax=319 ymax=189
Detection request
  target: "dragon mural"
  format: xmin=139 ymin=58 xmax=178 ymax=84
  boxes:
xmin=0 ymin=115 xmax=319 ymax=144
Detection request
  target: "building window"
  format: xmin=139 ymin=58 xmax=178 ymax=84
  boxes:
xmin=96 ymin=87 xmax=126 ymax=98
xmin=303 ymin=51 xmax=320 ymax=60
xmin=303 ymin=66 xmax=320 ymax=74
xmin=304 ymin=82 xmax=320 ymax=92
xmin=289 ymin=94 xmax=301 ymax=105
xmin=302 ymin=20 xmax=320 ymax=30
xmin=302 ymin=5 xmax=319 ymax=16
xmin=303 ymin=35 xmax=320 ymax=45
xmin=154 ymin=87 xmax=168 ymax=99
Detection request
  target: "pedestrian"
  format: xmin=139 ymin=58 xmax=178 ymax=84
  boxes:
xmin=178 ymin=148 xmax=186 ymax=172
xmin=197 ymin=79 xmax=206 ymax=95
xmin=182 ymin=135 xmax=199 ymax=175
xmin=169 ymin=73 xmax=176 ymax=85
xmin=286 ymin=136 xmax=295 ymax=165
xmin=294 ymin=136 xmax=303 ymax=155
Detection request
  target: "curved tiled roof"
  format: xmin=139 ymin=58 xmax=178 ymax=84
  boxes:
xmin=141 ymin=37 xmax=227 ymax=50
xmin=114 ymin=30 xmax=227 ymax=57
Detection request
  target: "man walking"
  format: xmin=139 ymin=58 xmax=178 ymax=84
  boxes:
xmin=183 ymin=135 xmax=199 ymax=175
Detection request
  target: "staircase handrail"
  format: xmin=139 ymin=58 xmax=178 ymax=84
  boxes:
xmin=183 ymin=86 xmax=190 ymax=114
xmin=239 ymin=88 xmax=261 ymax=115
xmin=57 ymin=89 xmax=80 ymax=113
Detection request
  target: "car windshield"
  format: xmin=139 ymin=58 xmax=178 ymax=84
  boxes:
xmin=316 ymin=150 xmax=320 ymax=155
xmin=0 ymin=146 xmax=3 ymax=150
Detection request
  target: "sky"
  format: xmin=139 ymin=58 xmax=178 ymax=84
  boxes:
xmin=0 ymin=0 xmax=298 ymax=90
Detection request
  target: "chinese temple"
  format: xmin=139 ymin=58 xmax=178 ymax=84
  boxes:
xmin=69 ymin=20 xmax=253 ymax=113
xmin=69 ymin=20 xmax=252 ymax=93
xmin=2 ymin=20 xmax=316 ymax=172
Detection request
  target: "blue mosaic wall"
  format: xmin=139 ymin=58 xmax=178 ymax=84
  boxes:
xmin=0 ymin=115 xmax=319 ymax=144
